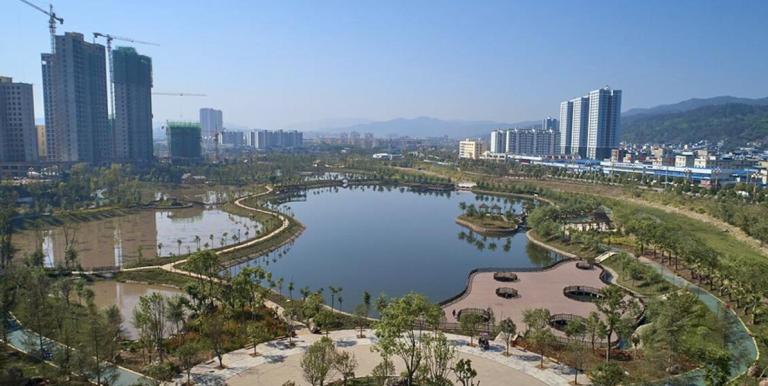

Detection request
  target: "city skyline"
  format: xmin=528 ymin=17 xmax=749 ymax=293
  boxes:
xmin=4 ymin=0 xmax=768 ymax=129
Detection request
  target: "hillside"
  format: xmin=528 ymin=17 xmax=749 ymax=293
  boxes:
xmin=621 ymin=103 xmax=768 ymax=145
xmin=623 ymin=96 xmax=768 ymax=117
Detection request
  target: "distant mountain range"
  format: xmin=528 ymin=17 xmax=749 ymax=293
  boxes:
xmin=623 ymin=96 xmax=768 ymax=117
xmin=320 ymin=96 xmax=768 ymax=142
xmin=138 ymin=95 xmax=767 ymax=144
xmin=621 ymin=102 xmax=768 ymax=145
xmin=319 ymin=116 xmax=539 ymax=138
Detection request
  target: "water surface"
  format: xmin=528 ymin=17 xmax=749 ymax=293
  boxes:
xmin=88 ymin=281 xmax=184 ymax=340
xmin=14 ymin=207 xmax=260 ymax=269
xmin=230 ymin=186 xmax=559 ymax=311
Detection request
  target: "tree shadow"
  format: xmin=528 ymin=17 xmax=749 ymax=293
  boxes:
xmin=335 ymin=339 xmax=357 ymax=348
xmin=263 ymin=354 xmax=287 ymax=363
xmin=190 ymin=373 xmax=227 ymax=386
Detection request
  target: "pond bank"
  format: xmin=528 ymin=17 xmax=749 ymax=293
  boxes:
xmin=455 ymin=215 xmax=518 ymax=235
xmin=525 ymin=230 xmax=579 ymax=259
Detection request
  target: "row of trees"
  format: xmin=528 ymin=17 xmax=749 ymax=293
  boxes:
xmin=293 ymin=289 xmax=644 ymax=386
xmin=621 ymin=211 xmax=768 ymax=326
xmin=1 ymin=265 xmax=123 ymax=385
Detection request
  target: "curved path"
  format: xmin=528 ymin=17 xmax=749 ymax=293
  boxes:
xmin=176 ymin=329 xmax=576 ymax=386
xmin=600 ymin=253 xmax=759 ymax=385
xmin=156 ymin=185 xmax=293 ymax=315
xmin=3 ymin=317 xmax=151 ymax=386
xmin=73 ymin=185 xmax=292 ymax=275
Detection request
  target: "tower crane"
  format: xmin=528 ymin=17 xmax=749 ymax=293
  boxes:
xmin=152 ymin=92 xmax=207 ymax=97
xmin=18 ymin=0 xmax=63 ymax=53
xmin=151 ymin=92 xmax=207 ymax=120
xmin=93 ymin=33 xmax=159 ymax=121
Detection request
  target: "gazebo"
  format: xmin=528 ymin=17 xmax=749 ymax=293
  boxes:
xmin=495 ymin=287 xmax=519 ymax=299
xmin=493 ymin=272 xmax=519 ymax=282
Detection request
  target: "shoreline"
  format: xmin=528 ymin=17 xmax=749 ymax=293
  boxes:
xmin=455 ymin=216 xmax=518 ymax=235
xmin=525 ymin=229 xmax=579 ymax=259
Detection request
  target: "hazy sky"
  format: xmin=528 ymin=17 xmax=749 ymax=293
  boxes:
xmin=4 ymin=0 xmax=768 ymax=128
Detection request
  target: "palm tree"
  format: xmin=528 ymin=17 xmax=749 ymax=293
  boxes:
xmin=194 ymin=235 xmax=201 ymax=251
xmin=363 ymin=291 xmax=371 ymax=317
xmin=276 ymin=278 xmax=284 ymax=295
xmin=300 ymin=286 xmax=310 ymax=301
xmin=338 ymin=296 xmax=343 ymax=312
xmin=177 ymin=239 xmax=182 ymax=255
xmin=329 ymin=286 xmax=342 ymax=310
xmin=158 ymin=242 xmax=164 ymax=256
xmin=288 ymin=281 xmax=295 ymax=299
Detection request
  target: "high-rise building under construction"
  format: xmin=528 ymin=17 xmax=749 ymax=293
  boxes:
xmin=112 ymin=47 xmax=154 ymax=163
xmin=41 ymin=32 xmax=110 ymax=163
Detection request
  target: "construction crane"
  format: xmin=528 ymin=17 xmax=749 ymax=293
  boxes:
xmin=152 ymin=92 xmax=207 ymax=97
xmin=93 ymin=33 xmax=159 ymax=121
xmin=18 ymin=0 xmax=63 ymax=53
xmin=152 ymin=92 xmax=207 ymax=129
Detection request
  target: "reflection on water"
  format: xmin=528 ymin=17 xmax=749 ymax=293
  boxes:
xmin=14 ymin=207 xmax=260 ymax=269
xmin=88 ymin=281 xmax=183 ymax=340
xmin=154 ymin=190 xmax=243 ymax=205
xmin=230 ymin=186 xmax=561 ymax=311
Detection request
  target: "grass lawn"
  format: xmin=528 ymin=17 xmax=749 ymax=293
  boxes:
xmin=113 ymin=268 xmax=197 ymax=288
xmin=601 ymin=253 xmax=674 ymax=297
xmin=608 ymin=198 xmax=767 ymax=269
xmin=528 ymin=230 xmax=600 ymax=259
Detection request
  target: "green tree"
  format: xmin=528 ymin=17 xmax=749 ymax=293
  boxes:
xmin=596 ymin=286 xmax=638 ymax=361
xmin=497 ymin=318 xmax=517 ymax=356
xmin=459 ymin=312 xmax=484 ymax=347
xmin=247 ymin=321 xmax=271 ymax=356
xmin=695 ymin=347 xmax=731 ymax=386
xmin=79 ymin=301 xmax=118 ymax=386
xmin=332 ymin=350 xmax=358 ymax=386
xmin=301 ymin=336 xmax=336 ymax=386
xmin=371 ymin=355 xmax=395 ymax=386
xmin=585 ymin=311 xmax=606 ymax=353
xmin=523 ymin=308 xmax=554 ymax=369
xmin=589 ymin=362 xmax=625 ymax=386
xmin=565 ymin=319 xmax=587 ymax=385
xmin=176 ymin=341 xmax=203 ymax=386
xmin=422 ymin=332 xmax=456 ymax=385
xmin=453 ymin=358 xmax=478 ymax=386
xmin=132 ymin=292 xmax=168 ymax=362
xmin=314 ymin=309 xmax=336 ymax=336
xmin=353 ymin=304 xmax=368 ymax=338
xmin=202 ymin=313 xmax=227 ymax=369
xmin=373 ymin=293 xmax=441 ymax=386
xmin=166 ymin=295 xmax=187 ymax=336
xmin=20 ymin=267 xmax=51 ymax=356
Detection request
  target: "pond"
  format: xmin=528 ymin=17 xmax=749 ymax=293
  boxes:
xmin=229 ymin=186 xmax=561 ymax=312
xmin=88 ymin=281 xmax=184 ymax=340
xmin=14 ymin=207 xmax=261 ymax=269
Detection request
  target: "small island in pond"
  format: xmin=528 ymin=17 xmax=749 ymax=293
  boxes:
xmin=455 ymin=201 xmax=523 ymax=235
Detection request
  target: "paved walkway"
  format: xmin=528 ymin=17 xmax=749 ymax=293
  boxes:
xmin=3 ymin=316 xmax=152 ymax=386
xmin=442 ymin=261 xmax=607 ymax=334
xmin=170 ymin=329 xmax=576 ymax=386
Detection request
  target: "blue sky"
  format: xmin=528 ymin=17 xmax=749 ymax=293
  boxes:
xmin=3 ymin=0 xmax=768 ymax=128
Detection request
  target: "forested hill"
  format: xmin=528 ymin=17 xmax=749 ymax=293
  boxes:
xmin=620 ymin=103 xmax=768 ymax=145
